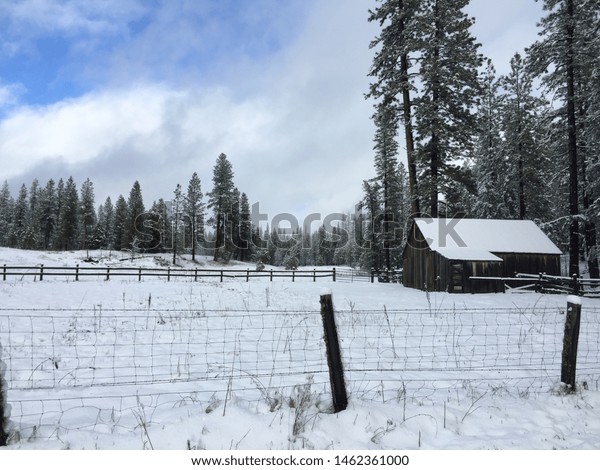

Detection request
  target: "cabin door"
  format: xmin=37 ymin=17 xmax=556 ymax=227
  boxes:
xmin=450 ymin=263 xmax=465 ymax=293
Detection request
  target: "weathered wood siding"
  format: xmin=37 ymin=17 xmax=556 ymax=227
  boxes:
xmin=492 ymin=252 xmax=561 ymax=277
xmin=403 ymin=222 xmax=435 ymax=290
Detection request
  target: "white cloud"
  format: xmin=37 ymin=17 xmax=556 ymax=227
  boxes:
xmin=1 ymin=0 xmax=377 ymax=221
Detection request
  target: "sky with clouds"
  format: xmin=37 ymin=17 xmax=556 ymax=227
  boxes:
xmin=0 ymin=0 xmax=545 ymax=222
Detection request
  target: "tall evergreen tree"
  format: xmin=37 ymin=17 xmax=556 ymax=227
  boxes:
xmin=0 ymin=181 xmax=13 ymax=246
xmin=528 ymin=0 xmax=600 ymax=277
xmin=413 ymin=0 xmax=483 ymax=217
xmin=113 ymin=195 xmax=128 ymax=251
xmin=372 ymin=99 xmax=405 ymax=270
xmin=10 ymin=184 xmax=29 ymax=248
xmin=79 ymin=178 xmax=97 ymax=254
xmin=499 ymin=53 xmax=550 ymax=221
xmin=368 ymin=0 xmax=421 ymax=214
xmin=57 ymin=177 xmax=79 ymax=250
xmin=207 ymin=153 xmax=235 ymax=261
xmin=185 ymin=172 xmax=204 ymax=261
xmin=238 ymin=192 xmax=253 ymax=262
xmin=472 ymin=60 xmax=515 ymax=219
xmin=39 ymin=179 xmax=57 ymax=249
xmin=125 ymin=181 xmax=145 ymax=252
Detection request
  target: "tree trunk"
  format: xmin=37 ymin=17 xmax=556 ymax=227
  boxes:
xmin=398 ymin=0 xmax=420 ymax=216
xmin=566 ymin=0 xmax=579 ymax=277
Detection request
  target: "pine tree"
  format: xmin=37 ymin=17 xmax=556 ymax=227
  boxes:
xmin=101 ymin=197 xmax=115 ymax=249
xmin=413 ymin=0 xmax=483 ymax=217
xmin=79 ymin=178 xmax=97 ymax=255
xmin=26 ymin=179 xmax=40 ymax=249
xmin=56 ymin=177 xmax=79 ymax=250
xmin=368 ymin=0 xmax=421 ymax=214
xmin=39 ymin=179 xmax=58 ymax=249
xmin=499 ymin=53 xmax=550 ymax=221
xmin=472 ymin=60 xmax=515 ymax=219
xmin=184 ymin=172 xmax=204 ymax=262
xmin=360 ymin=179 xmax=383 ymax=270
xmin=125 ymin=181 xmax=145 ymax=252
xmin=238 ymin=192 xmax=253 ymax=262
xmin=10 ymin=184 xmax=29 ymax=248
xmin=207 ymin=153 xmax=236 ymax=261
xmin=147 ymin=199 xmax=168 ymax=253
xmin=113 ymin=195 xmax=128 ymax=251
xmin=0 ymin=181 xmax=14 ymax=247
xmin=372 ymin=98 xmax=405 ymax=270
xmin=527 ymin=0 xmax=600 ymax=277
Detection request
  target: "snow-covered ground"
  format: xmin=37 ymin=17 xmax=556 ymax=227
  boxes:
xmin=0 ymin=247 xmax=599 ymax=450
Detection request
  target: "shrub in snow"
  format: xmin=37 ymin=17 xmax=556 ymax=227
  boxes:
xmin=0 ymin=343 xmax=11 ymax=446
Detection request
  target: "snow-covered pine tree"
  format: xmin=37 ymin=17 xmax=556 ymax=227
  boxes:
xmin=207 ymin=153 xmax=236 ymax=262
xmin=368 ymin=0 xmax=421 ymax=214
xmin=25 ymin=179 xmax=40 ymax=249
xmin=172 ymin=184 xmax=184 ymax=264
xmin=185 ymin=172 xmax=204 ymax=261
xmin=125 ymin=181 xmax=145 ymax=252
xmin=145 ymin=199 xmax=168 ymax=253
xmin=9 ymin=184 xmax=29 ymax=249
xmin=498 ymin=53 xmax=550 ymax=222
xmin=79 ymin=178 xmax=97 ymax=255
xmin=238 ymin=192 xmax=252 ymax=262
xmin=372 ymin=98 xmax=407 ymax=270
xmin=527 ymin=0 xmax=600 ymax=277
xmin=38 ymin=179 xmax=57 ymax=249
xmin=112 ymin=195 xmax=128 ymax=251
xmin=360 ymin=179 xmax=383 ymax=270
xmin=413 ymin=0 xmax=483 ymax=217
xmin=0 ymin=182 xmax=14 ymax=247
xmin=58 ymin=177 xmax=79 ymax=250
xmin=100 ymin=196 xmax=115 ymax=249
xmin=472 ymin=60 xmax=515 ymax=219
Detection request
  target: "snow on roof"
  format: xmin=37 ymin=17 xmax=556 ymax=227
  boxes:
xmin=415 ymin=218 xmax=562 ymax=259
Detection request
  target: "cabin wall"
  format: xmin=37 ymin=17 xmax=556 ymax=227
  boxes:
xmin=493 ymin=253 xmax=561 ymax=277
xmin=403 ymin=224 xmax=436 ymax=290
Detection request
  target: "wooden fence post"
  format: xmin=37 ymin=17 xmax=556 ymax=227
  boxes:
xmin=332 ymin=267 xmax=336 ymax=282
xmin=168 ymin=267 xmax=171 ymax=282
xmin=194 ymin=268 xmax=198 ymax=282
xmin=75 ymin=264 xmax=79 ymax=281
xmin=320 ymin=292 xmax=348 ymax=413
xmin=39 ymin=264 xmax=43 ymax=281
xmin=220 ymin=270 xmax=223 ymax=282
xmin=561 ymin=296 xmax=582 ymax=392
xmin=106 ymin=267 xmax=110 ymax=281
xmin=313 ymin=269 xmax=316 ymax=282
xmin=138 ymin=267 xmax=142 ymax=282
xmin=246 ymin=269 xmax=250 ymax=282
xmin=270 ymin=269 xmax=273 ymax=282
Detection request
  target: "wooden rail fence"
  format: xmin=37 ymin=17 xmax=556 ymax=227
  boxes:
xmin=1 ymin=265 xmax=337 ymax=283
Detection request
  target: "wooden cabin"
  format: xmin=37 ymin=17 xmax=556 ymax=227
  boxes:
xmin=402 ymin=218 xmax=562 ymax=293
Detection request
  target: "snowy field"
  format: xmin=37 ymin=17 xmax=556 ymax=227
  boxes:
xmin=1 ymin=247 xmax=600 ymax=450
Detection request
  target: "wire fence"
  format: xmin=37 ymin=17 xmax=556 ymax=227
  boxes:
xmin=1 ymin=303 xmax=600 ymax=441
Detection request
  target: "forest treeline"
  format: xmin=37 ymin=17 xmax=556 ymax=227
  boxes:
xmin=1 ymin=0 xmax=599 ymax=275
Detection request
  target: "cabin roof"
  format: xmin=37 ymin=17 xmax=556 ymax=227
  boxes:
xmin=414 ymin=218 xmax=562 ymax=261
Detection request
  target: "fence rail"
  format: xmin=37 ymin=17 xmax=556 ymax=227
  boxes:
xmin=2 ymin=300 xmax=599 ymax=443
xmin=470 ymin=272 xmax=600 ymax=297
xmin=1 ymin=264 xmax=337 ymax=282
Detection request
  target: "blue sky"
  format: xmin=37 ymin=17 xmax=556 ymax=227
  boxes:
xmin=0 ymin=0 xmax=544 ymax=221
